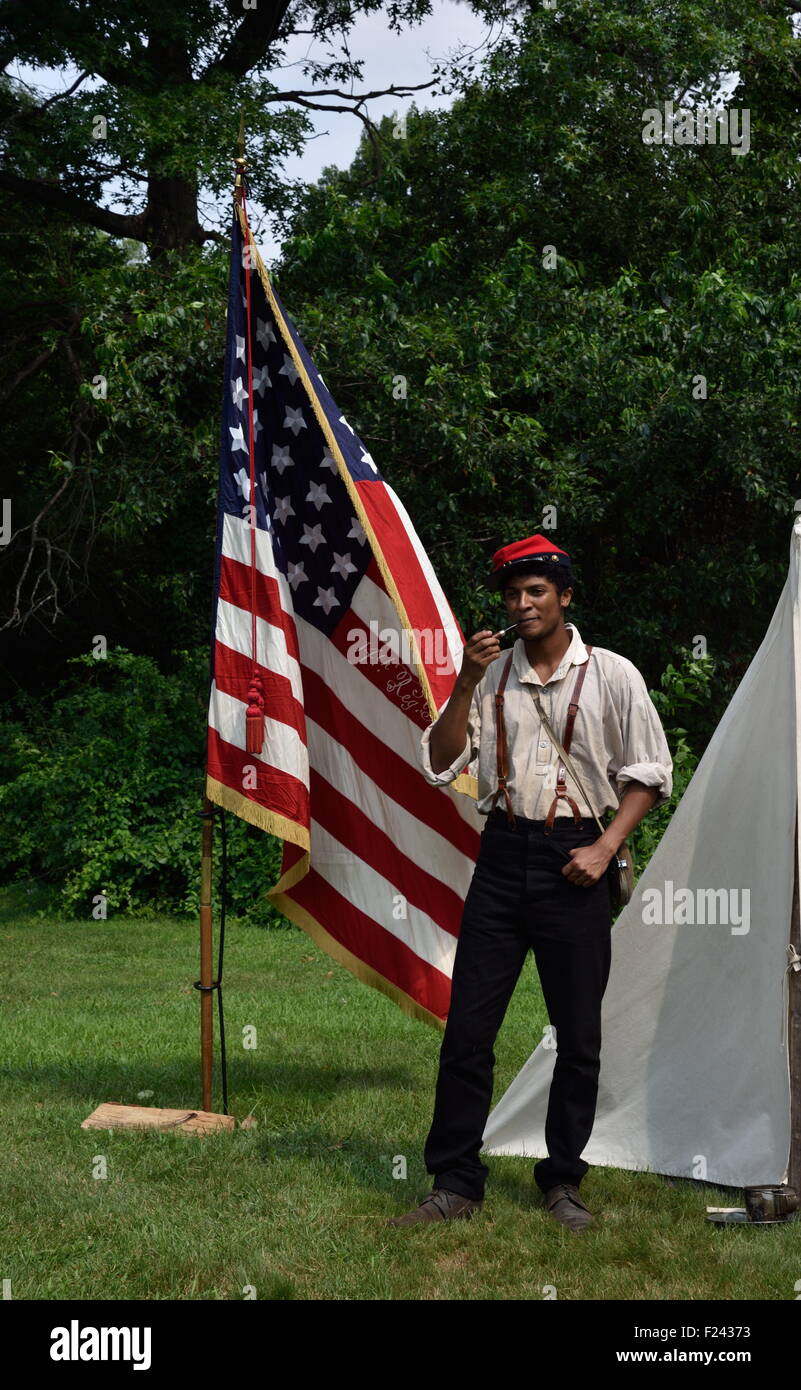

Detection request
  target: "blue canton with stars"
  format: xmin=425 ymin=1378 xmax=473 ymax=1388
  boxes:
xmin=213 ymin=211 xmax=385 ymax=638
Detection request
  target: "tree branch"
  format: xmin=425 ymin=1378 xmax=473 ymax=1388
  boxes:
xmin=0 ymin=169 xmax=144 ymax=240
xmin=0 ymin=341 xmax=57 ymax=402
xmin=271 ymin=92 xmax=384 ymax=172
xmin=1 ymin=469 xmax=77 ymax=631
xmin=0 ymin=69 xmax=92 ymax=131
xmin=262 ymin=80 xmax=437 ymax=176
xmin=79 ymin=160 xmax=150 ymax=184
xmin=264 ymin=80 xmax=436 ymax=103
xmin=201 ymin=0 xmax=296 ymax=81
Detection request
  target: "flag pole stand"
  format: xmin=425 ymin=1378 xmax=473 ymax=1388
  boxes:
xmin=81 ymin=794 xmax=236 ymax=1136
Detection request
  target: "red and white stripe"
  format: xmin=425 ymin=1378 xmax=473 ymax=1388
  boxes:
xmin=208 ymin=475 xmax=481 ymax=1023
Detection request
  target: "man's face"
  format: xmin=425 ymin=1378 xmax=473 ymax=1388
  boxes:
xmin=501 ymin=571 xmax=572 ymax=639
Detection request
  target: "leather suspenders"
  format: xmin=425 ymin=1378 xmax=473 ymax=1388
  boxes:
xmin=491 ymin=645 xmax=594 ymax=831
xmin=544 ymin=644 xmax=593 ymax=831
xmin=491 ymin=650 xmax=517 ymax=825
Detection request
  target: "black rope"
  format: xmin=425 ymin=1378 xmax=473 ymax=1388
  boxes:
xmin=194 ymin=804 xmax=230 ymax=1115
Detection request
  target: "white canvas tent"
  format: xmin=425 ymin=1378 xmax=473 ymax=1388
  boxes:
xmin=481 ymin=517 xmax=801 ymax=1189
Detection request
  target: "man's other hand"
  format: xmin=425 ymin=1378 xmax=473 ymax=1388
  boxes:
xmin=562 ymin=842 xmax=615 ymax=887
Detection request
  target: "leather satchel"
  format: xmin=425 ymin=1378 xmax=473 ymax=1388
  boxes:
xmin=529 ymin=660 xmax=635 ymax=911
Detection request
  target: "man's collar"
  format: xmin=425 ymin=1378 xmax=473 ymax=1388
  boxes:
xmin=512 ymin=621 xmax=588 ymax=686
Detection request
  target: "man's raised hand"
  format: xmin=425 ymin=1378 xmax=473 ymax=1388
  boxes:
xmin=458 ymin=629 xmax=504 ymax=688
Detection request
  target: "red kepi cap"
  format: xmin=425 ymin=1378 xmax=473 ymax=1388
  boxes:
xmin=489 ymin=533 xmax=572 ymax=589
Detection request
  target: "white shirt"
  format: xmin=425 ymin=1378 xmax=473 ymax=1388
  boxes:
xmin=419 ymin=622 xmax=673 ymax=821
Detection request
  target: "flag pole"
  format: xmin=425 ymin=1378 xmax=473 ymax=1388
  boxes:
xmin=196 ymin=112 xmax=248 ymax=1115
xmin=198 ymin=796 xmax=215 ymax=1113
xmin=192 ymin=117 xmax=249 ymax=1122
xmin=79 ymin=123 xmax=250 ymax=1139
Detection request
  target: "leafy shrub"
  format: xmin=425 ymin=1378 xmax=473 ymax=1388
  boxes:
xmin=0 ymin=646 xmax=286 ymax=924
xmin=630 ymin=649 xmax=716 ymax=869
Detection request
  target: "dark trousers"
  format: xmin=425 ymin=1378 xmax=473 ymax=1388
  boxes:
xmin=424 ymin=810 xmax=613 ymax=1200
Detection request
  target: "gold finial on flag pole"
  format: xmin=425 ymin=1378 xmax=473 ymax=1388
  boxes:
xmin=234 ymin=108 xmax=246 ymax=204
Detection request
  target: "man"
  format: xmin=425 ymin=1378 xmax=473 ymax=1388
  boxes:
xmin=388 ymin=533 xmax=673 ymax=1232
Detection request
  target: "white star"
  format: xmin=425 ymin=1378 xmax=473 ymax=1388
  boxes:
xmin=235 ymin=334 xmax=246 ymax=363
xmin=339 ymin=414 xmax=355 ymax=435
xmin=300 ymin=523 xmax=325 ymax=553
xmin=252 ymin=364 xmax=271 ymax=396
xmin=313 ymin=586 xmax=340 ymax=616
xmin=284 ymin=406 xmax=307 ymax=436
xmin=287 ymin=561 xmax=308 ymax=590
xmin=347 ymin=516 xmax=367 ymax=545
xmin=360 ymin=448 xmax=378 ymax=474
xmin=331 ymin=551 xmax=357 ymax=579
xmin=306 ymin=481 xmax=331 ymax=512
xmin=234 ymin=467 xmax=250 ymax=501
xmin=318 ymin=372 xmax=327 ymax=389
xmin=271 ymin=444 xmax=294 ymax=475
xmin=251 ymin=408 xmax=262 ymax=440
xmin=258 ymin=470 xmax=269 ymax=496
xmin=279 ymin=353 xmax=300 ymax=386
xmin=229 ymin=423 xmax=248 ymax=454
xmin=256 ymin=318 xmax=276 ymax=350
xmin=273 ymin=496 xmax=295 ymax=524
xmin=230 ymin=377 xmax=248 ymax=411
xmin=320 ymin=447 xmax=337 ymax=472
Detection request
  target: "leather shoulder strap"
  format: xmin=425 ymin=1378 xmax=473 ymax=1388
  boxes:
xmin=491 ymin=650 xmax=516 ymax=825
xmin=562 ymin=644 xmax=593 ymax=755
xmin=543 ymin=645 xmax=593 ymax=831
xmin=497 ymin=647 xmax=515 ymax=697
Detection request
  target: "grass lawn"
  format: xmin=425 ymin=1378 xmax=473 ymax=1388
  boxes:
xmin=1 ymin=882 xmax=798 ymax=1302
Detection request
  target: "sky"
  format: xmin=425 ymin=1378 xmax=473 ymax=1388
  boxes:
xmin=8 ymin=1 xmax=506 ymax=260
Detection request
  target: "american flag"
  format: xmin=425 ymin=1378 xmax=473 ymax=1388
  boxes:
xmin=205 ymin=201 xmax=482 ymax=1026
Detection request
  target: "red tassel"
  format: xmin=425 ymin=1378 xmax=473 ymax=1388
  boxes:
xmin=245 ymin=673 xmax=264 ymax=753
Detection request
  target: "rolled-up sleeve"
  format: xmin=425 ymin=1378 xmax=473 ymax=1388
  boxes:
xmin=614 ymin=666 xmax=673 ymax=807
xmin=420 ymin=687 xmax=481 ymax=787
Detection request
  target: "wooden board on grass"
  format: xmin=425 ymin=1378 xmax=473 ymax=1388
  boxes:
xmin=82 ymin=1102 xmax=236 ymax=1134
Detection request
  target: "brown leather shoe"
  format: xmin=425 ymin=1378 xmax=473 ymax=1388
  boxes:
xmin=387 ymin=1187 xmax=483 ymax=1227
xmin=543 ymin=1183 xmax=594 ymax=1232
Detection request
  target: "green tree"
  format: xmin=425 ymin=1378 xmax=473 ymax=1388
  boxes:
xmin=0 ymin=0 xmax=490 ymax=651
xmin=0 ymin=0 xmax=456 ymax=258
xmin=274 ymin=0 xmax=801 ymax=697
